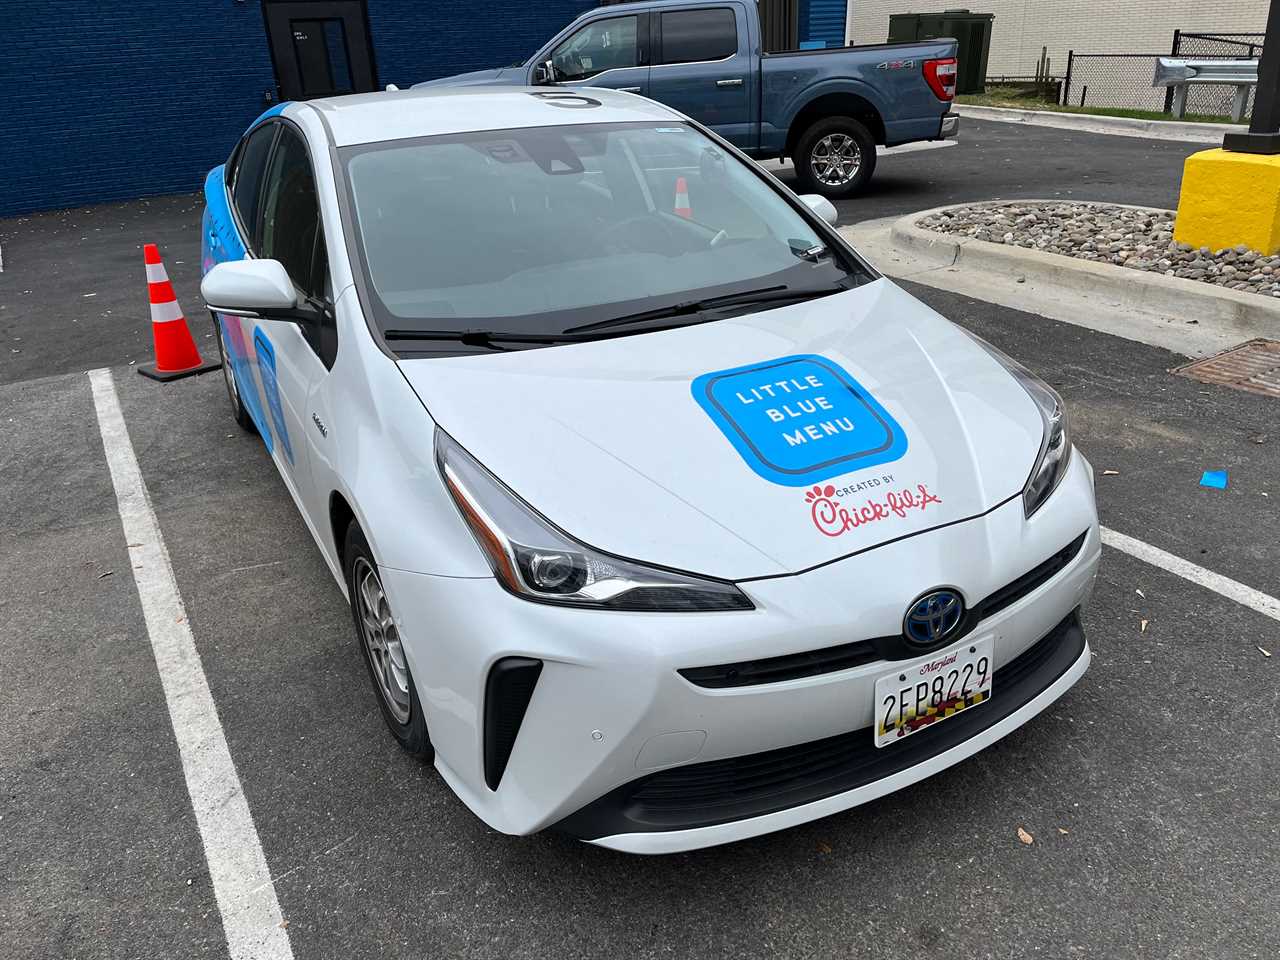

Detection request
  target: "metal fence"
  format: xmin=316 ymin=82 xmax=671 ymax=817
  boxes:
xmin=1169 ymin=31 xmax=1264 ymax=117
xmin=1061 ymin=53 xmax=1167 ymax=111
xmin=1060 ymin=30 xmax=1264 ymax=118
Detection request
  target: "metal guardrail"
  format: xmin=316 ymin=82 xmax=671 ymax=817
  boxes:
xmin=1153 ymin=57 xmax=1260 ymax=120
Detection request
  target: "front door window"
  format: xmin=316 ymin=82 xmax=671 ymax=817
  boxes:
xmin=550 ymin=16 xmax=638 ymax=82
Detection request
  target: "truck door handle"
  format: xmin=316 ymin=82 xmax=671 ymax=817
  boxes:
xmin=618 ymin=86 xmax=642 ymax=93
xmin=716 ymin=78 xmax=744 ymax=87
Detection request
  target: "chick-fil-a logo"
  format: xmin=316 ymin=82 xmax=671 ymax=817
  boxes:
xmin=804 ymin=480 xmax=942 ymax=538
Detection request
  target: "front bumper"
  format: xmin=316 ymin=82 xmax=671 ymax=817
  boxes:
xmin=940 ymin=112 xmax=960 ymax=138
xmin=380 ymin=452 xmax=1099 ymax=848
xmin=561 ymin=611 xmax=1088 ymax=851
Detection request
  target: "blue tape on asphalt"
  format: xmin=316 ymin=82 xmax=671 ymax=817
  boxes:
xmin=692 ymin=354 xmax=908 ymax=486
xmin=1200 ymin=470 xmax=1228 ymax=489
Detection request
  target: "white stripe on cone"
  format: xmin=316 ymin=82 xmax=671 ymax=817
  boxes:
xmin=150 ymin=299 xmax=185 ymax=324
xmin=145 ymin=262 xmax=169 ymax=284
xmin=674 ymin=176 xmax=691 ymax=218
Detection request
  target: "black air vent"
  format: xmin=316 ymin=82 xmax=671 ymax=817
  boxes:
xmin=483 ymin=657 xmax=543 ymax=790
xmin=972 ymin=531 xmax=1088 ymax=622
xmin=678 ymin=638 xmax=879 ymax=688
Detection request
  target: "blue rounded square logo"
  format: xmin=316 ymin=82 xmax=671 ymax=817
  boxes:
xmin=692 ymin=354 xmax=907 ymax=486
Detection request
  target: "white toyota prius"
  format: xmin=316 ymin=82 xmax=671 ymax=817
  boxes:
xmin=200 ymin=87 xmax=1099 ymax=854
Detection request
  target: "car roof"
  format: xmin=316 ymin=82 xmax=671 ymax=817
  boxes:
xmin=299 ymin=86 xmax=685 ymax=147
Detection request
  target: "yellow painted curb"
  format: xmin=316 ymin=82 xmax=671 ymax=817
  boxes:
xmin=1174 ymin=149 xmax=1280 ymax=255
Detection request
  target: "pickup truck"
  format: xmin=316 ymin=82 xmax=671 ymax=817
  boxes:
xmin=417 ymin=0 xmax=959 ymax=198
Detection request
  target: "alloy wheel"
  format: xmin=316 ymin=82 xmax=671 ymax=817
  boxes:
xmin=353 ymin=557 xmax=412 ymax=724
xmin=810 ymin=133 xmax=862 ymax=187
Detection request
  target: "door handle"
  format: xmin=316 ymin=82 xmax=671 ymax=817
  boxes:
xmin=618 ymin=86 xmax=642 ymax=93
xmin=716 ymin=78 xmax=744 ymax=87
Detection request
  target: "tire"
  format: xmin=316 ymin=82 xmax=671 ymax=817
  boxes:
xmin=344 ymin=521 xmax=433 ymax=760
xmin=793 ymin=116 xmax=878 ymax=200
xmin=213 ymin=315 xmax=256 ymax=434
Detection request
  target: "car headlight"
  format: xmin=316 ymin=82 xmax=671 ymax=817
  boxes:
xmin=963 ymin=331 xmax=1072 ymax=518
xmin=435 ymin=428 xmax=754 ymax=611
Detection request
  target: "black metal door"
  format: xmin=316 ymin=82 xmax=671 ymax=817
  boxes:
xmin=263 ymin=0 xmax=377 ymax=101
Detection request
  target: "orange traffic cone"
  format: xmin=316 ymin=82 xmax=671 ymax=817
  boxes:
xmin=674 ymin=176 xmax=692 ymax=219
xmin=137 ymin=243 xmax=220 ymax=381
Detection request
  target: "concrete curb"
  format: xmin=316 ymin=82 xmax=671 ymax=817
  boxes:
xmin=888 ymin=201 xmax=1280 ymax=331
xmin=953 ymin=103 xmax=1244 ymax=145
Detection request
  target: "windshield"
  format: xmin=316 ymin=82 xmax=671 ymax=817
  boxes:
xmin=342 ymin=121 xmax=869 ymax=343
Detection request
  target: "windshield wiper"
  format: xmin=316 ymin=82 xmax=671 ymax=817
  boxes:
xmin=383 ymin=328 xmax=589 ymax=350
xmin=562 ymin=282 xmax=850 ymax=336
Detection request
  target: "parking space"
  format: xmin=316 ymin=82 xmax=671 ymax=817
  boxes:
xmin=3 ymin=117 xmax=1277 ymax=959
xmin=3 ymin=288 xmax=1276 ymax=959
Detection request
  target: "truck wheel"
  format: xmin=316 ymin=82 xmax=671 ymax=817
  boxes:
xmin=793 ymin=117 xmax=877 ymax=199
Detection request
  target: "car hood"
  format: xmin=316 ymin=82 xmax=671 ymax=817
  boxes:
xmin=414 ymin=67 xmax=520 ymax=88
xmin=397 ymin=279 xmax=1045 ymax=580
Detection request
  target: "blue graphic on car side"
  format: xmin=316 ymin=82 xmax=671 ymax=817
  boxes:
xmin=253 ymin=328 xmax=294 ymax=465
xmin=692 ymin=354 xmax=907 ymax=486
xmin=202 ymin=164 xmax=273 ymax=446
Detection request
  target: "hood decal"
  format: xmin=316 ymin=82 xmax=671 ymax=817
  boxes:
xmin=691 ymin=354 xmax=907 ymax=487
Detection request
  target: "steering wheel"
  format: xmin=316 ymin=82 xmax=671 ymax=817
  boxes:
xmin=557 ymin=52 xmax=584 ymax=80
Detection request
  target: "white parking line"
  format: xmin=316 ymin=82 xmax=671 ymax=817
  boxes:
xmin=1101 ymin=526 xmax=1280 ymax=624
xmin=88 ymin=369 xmax=293 ymax=960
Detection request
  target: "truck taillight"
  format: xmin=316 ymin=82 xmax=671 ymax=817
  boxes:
xmin=924 ymin=58 xmax=957 ymax=101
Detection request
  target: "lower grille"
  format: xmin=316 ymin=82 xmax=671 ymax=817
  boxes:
xmin=556 ymin=612 xmax=1085 ymax=839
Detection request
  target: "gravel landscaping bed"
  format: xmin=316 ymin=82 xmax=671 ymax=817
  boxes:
xmin=918 ymin=202 xmax=1280 ymax=298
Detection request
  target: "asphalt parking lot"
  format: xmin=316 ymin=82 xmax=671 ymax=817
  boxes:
xmin=2 ymin=119 xmax=1278 ymax=959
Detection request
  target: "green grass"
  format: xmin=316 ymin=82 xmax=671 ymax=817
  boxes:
xmin=957 ymin=85 xmax=1240 ymax=125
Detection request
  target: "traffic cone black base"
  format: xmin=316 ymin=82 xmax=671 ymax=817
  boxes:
xmin=137 ymin=358 xmax=222 ymax=382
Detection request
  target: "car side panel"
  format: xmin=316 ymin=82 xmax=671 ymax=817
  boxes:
xmin=318 ymin=287 xmax=495 ymax=582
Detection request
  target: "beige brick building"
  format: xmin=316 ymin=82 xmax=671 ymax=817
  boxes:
xmin=846 ymin=1 xmax=1269 ymax=80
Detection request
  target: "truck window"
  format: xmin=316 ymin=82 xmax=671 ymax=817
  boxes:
xmin=659 ymin=8 xmax=737 ymax=64
xmin=550 ymin=16 xmax=638 ymax=82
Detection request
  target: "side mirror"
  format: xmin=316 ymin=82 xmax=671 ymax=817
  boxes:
xmin=201 ymin=259 xmax=299 ymax=319
xmin=799 ymin=194 xmax=839 ymax=227
xmin=534 ymin=60 xmax=556 ymax=85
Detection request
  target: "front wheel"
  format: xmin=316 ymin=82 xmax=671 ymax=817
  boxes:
xmin=793 ymin=117 xmax=877 ymax=200
xmin=345 ymin=522 xmax=433 ymax=760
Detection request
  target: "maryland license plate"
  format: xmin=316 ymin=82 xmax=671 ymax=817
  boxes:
xmin=875 ymin=636 xmax=994 ymax=748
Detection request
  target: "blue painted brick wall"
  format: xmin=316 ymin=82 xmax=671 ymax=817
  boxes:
xmin=0 ymin=0 xmax=592 ymax=217
xmin=798 ymin=0 xmax=848 ymax=47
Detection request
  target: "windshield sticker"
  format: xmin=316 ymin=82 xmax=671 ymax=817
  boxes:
xmin=805 ymin=478 xmax=941 ymax=538
xmin=691 ymin=354 xmax=907 ymax=486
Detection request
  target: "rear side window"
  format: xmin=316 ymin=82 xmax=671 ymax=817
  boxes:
xmin=258 ymin=127 xmax=326 ymax=300
xmin=659 ymin=8 xmax=737 ymax=64
xmin=231 ymin=124 xmax=276 ymax=240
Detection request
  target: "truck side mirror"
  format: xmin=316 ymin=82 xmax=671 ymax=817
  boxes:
xmin=534 ymin=60 xmax=556 ymax=85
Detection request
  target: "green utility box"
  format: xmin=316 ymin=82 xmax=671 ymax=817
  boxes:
xmin=887 ymin=9 xmax=994 ymax=95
